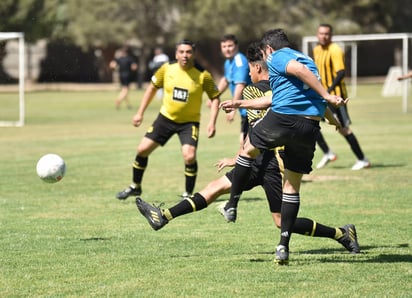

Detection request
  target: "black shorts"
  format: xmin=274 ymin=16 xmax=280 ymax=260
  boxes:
xmin=225 ymin=150 xmax=283 ymax=213
xmin=119 ymin=74 xmax=132 ymax=87
xmin=327 ymin=103 xmax=351 ymax=128
xmin=249 ymin=110 xmax=320 ymax=174
xmin=145 ymin=113 xmax=199 ymax=147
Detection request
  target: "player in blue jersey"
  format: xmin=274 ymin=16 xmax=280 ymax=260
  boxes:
xmin=218 ymin=34 xmax=252 ymax=143
xmin=220 ymin=29 xmax=347 ymax=265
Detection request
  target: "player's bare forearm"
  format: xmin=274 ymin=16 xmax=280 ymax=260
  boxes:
xmin=133 ymin=84 xmax=157 ymax=127
xmin=220 ymin=95 xmax=271 ymax=112
xmin=207 ymin=97 xmax=220 ymax=138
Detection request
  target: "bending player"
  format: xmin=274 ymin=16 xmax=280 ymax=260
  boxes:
xmin=135 ymin=42 xmax=360 ymax=255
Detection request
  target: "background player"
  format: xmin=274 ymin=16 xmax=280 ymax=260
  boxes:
xmin=313 ymin=24 xmax=370 ymax=170
xmin=116 ymin=39 xmax=220 ymax=200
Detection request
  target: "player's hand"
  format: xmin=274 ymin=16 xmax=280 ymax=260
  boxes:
xmin=225 ymin=110 xmax=235 ymax=122
xmin=207 ymin=123 xmax=216 ymax=138
xmin=219 ymin=100 xmax=240 ymax=113
xmin=215 ymin=157 xmax=236 ymax=172
xmin=132 ymin=113 xmax=143 ymax=127
xmin=326 ymin=95 xmax=349 ymax=107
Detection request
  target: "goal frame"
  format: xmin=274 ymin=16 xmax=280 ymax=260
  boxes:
xmin=302 ymin=33 xmax=412 ymax=113
xmin=0 ymin=32 xmax=25 ymax=127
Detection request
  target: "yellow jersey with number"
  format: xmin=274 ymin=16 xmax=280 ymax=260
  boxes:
xmin=151 ymin=61 xmax=220 ymax=123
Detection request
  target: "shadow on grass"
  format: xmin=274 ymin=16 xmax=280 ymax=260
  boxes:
xmin=311 ymin=163 xmax=406 ymax=171
xmin=250 ymin=243 xmax=411 ymax=263
xmin=79 ymin=237 xmax=112 ymax=241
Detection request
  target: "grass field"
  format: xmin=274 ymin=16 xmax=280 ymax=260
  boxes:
xmin=1 ymin=85 xmax=411 ymax=297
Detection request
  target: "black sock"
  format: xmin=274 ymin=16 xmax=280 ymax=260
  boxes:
xmin=133 ymin=155 xmax=148 ymax=184
xmin=166 ymin=193 xmax=207 ymax=220
xmin=279 ymin=193 xmax=300 ymax=248
xmin=293 ymin=218 xmax=336 ymax=238
xmin=226 ymin=155 xmax=253 ymax=209
xmin=345 ymin=133 xmax=364 ymax=160
xmin=316 ymin=131 xmax=330 ymax=154
xmin=184 ymin=162 xmax=198 ymax=194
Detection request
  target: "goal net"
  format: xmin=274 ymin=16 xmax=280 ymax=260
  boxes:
xmin=0 ymin=32 xmax=25 ymax=127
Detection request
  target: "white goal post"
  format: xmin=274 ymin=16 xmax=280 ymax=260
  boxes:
xmin=0 ymin=32 xmax=25 ymax=126
xmin=302 ymin=33 xmax=412 ymax=113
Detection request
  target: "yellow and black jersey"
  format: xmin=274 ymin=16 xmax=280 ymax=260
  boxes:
xmin=313 ymin=43 xmax=348 ymax=98
xmin=242 ymin=80 xmax=272 ymax=125
xmin=151 ymin=61 xmax=220 ymax=123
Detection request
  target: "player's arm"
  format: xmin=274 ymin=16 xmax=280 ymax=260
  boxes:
xmin=220 ymin=95 xmax=271 ymax=111
xmin=132 ymin=83 xmax=157 ymax=127
xmin=207 ymin=96 xmax=220 ymax=138
xmin=287 ymin=60 xmax=347 ymax=107
xmin=217 ymin=76 xmax=228 ymax=93
xmin=327 ymin=70 xmax=345 ymax=92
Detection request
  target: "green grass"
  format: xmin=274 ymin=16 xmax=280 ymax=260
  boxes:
xmin=1 ymin=86 xmax=411 ymax=297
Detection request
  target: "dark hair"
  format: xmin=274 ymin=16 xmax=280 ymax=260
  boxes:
xmin=319 ymin=23 xmax=333 ymax=34
xmin=246 ymin=42 xmax=267 ymax=70
xmin=261 ymin=29 xmax=290 ymax=50
xmin=176 ymin=39 xmax=196 ymax=51
xmin=246 ymin=42 xmax=263 ymax=62
xmin=220 ymin=34 xmax=238 ymax=44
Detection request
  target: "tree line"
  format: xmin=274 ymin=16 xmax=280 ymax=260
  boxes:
xmin=1 ymin=0 xmax=411 ymax=82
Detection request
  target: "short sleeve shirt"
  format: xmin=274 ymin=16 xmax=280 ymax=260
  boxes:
xmin=152 ymin=62 xmax=220 ymax=123
xmin=267 ymin=48 xmax=326 ymax=117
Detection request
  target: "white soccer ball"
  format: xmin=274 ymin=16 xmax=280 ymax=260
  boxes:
xmin=36 ymin=154 xmax=66 ymax=183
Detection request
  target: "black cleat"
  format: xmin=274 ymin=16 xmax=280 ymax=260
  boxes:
xmin=116 ymin=185 xmax=142 ymax=200
xmin=135 ymin=197 xmax=168 ymax=231
xmin=337 ymin=224 xmax=360 ymax=254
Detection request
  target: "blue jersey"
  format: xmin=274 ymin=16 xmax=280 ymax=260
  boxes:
xmin=224 ymin=52 xmax=251 ymax=117
xmin=267 ymin=48 xmax=326 ymax=117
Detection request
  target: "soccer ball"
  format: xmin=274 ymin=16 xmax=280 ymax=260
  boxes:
xmin=36 ymin=154 xmax=66 ymax=183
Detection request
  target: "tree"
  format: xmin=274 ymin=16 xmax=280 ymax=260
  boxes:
xmin=0 ymin=0 xmax=57 ymax=82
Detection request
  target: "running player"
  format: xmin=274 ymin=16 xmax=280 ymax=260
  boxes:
xmin=116 ymin=40 xmax=220 ymax=200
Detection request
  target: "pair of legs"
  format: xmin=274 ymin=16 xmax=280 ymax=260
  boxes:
xmin=116 ymin=114 xmax=199 ymax=200
xmin=115 ymin=84 xmax=132 ymax=109
xmin=224 ymin=111 xmax=321 ymax=264
xmin=135 ymin=149 xmax=360 ymax=255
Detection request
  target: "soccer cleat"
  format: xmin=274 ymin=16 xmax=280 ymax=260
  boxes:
xmin=274 ymin=245 xmax=289 ymax=265
xmin=135 ymin=197 xmax=168 ymax=231
xmin=316 ymin=151 xmax=338 ymax=169
xmin=337 ymin=224 xmax=360 ymax=253
xmin=351 ymin=158 xmax=371 ymax=170
xmin=217 ymin=202 xmax=237 ymax=223
xmin=116 ymin=184 xmax=142 ymax=200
